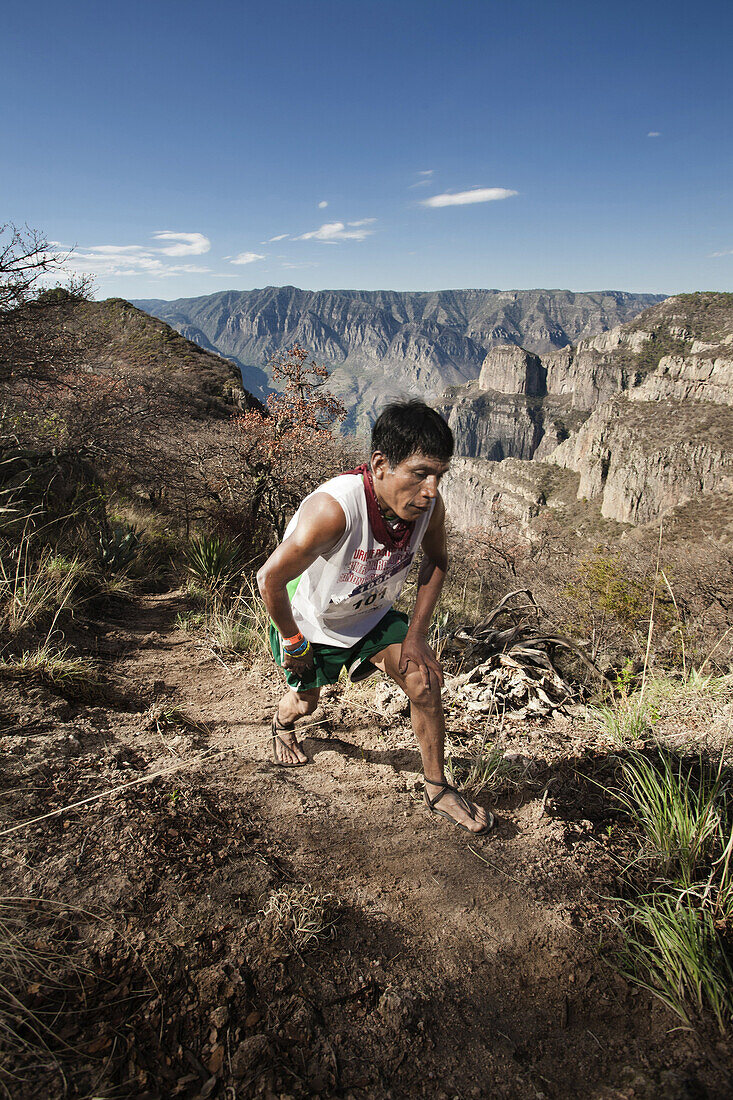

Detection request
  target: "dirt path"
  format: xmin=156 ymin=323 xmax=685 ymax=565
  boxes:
xmin=1 ymin=592 xmax=730 ymax=1099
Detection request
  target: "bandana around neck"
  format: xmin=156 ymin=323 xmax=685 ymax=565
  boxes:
xmin=346 ymin=463 xmax=416 ymax=551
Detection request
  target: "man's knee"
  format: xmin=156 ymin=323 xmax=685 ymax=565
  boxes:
xmin=290 ymin=689 xmax=320 ymax=716
xmin=400 ymin=668 xmax=443 ymax=713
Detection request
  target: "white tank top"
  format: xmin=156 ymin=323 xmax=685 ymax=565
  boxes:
xmin=283 ymin=473 xmax=435 ymax=647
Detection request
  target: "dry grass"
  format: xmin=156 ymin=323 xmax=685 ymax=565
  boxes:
xmin=0 ymin=541 xmax=87 ymax=635
xmin=0 ymin=895 xmax=157 ymax=1097
xmin=446 ymin=736 xmax=530 ymax=796
xmin=0 ymin=644 xmax=106 ymax=701
xmin=258 ymin=886 xmax=337 ymax=948
xmin=143 ymin=702 xmax=211 ymax=740
xmin=585 ymin=670 xmax=733 ymax=750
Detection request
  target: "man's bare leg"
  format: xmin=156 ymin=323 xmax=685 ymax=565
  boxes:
xmin=370 ymin=643 xmax=490 ymax=833
xmin=273 ymin=687 xmax=320 ymax=765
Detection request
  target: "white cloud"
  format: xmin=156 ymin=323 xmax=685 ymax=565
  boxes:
xmin=158 ymin=264 xmax=213 ymax=277
xmin=265 ymin=233 xmax=289 ymax=242
xmin=152 ymin=231 xmax=211 ymax=256
xmin=231 ymin=251 xmax=265 ymax=265
xmin=409 ymin=169 xmax=435 ymax=189
xmin=421 ymin=187 xmax=518 ymax=208
xmin=46 ymin=231 xmax=214 ymax=281
xmin=318 ymin=200 xmax=328 ymax=209
xmin=295 ymin=220 xmax=376 ymax=243
xmin=84 ymin=244 xmax=149 ymax=255
xmin=48 ymin=244 xmax=214 ymax=279
xmin=709 ymin=248 xmax=733 ymax=258
xmin=647 ymin=131 xmax=661 ymax=137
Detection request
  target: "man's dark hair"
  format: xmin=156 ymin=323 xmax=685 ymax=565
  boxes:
xmin=371 ymin=400 xmax=454 ymax=467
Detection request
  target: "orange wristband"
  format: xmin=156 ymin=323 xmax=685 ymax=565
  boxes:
xmin=282 ymin=631 xmax=304 ymax=647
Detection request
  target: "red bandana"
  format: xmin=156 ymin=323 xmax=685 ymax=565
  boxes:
xmin=346 ymin=463 xmax=415 ymax=551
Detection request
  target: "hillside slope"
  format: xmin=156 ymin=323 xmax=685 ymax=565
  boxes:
xmin=70 ymin=296 xmax=259 ymax=415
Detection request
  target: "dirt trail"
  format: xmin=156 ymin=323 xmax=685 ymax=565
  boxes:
xmin=1 ymin=592 xmax=730 ymax=1099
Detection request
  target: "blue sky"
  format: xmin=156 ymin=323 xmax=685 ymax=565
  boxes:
xmin=3 ymin=0 xmax=732 ymax=298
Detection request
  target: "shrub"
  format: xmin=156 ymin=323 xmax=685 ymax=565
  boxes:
xmin=97 ymin=525 xmax=140 ymax=574
xmin=184 ymin=532 xmax=247 ymax=590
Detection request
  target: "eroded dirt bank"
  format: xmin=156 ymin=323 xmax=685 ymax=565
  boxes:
xmin=1 ymin=593 xmax=730 ymax=1099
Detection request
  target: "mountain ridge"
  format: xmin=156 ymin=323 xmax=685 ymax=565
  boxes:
xmin=133 ymin=286 xmax=664 ymax=429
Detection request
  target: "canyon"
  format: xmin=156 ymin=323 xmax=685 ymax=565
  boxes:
xmin=134 ymin=286 xmax=662 ymax=430
xmin=440 ymin=293 xmax=733 ymax=535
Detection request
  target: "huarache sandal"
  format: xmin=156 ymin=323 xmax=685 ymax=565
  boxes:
xmin=424 ymin=777 xmax=495 ymax=835
xmin=271 ymin=714 xmax=309 ymax=767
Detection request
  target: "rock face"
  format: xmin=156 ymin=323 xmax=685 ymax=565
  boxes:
xmin=630 ymin=350 xmax=733 ymax=407
xmin=438 ymin=386 xmax=544 ymax=462
xmin=544 ymin=295 xmax=733 ymax=525
xmin=442 ymin=457 xmax=581 ymax=530
xmin=133 ymin=286 xmax=662 ymax=429
xmin=549 ymin=395 xmax=733 ymax=525
xmin=478 ymin=345 xmax=545 ymax=395
xmin=444 ymin=293 xmax=733 ymax=531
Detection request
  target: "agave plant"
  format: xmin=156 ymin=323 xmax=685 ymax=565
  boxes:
xmin=97 ymin=526 xmax=140 ymax=574
xmin=184 ymin=532 xmax=247 ymax=589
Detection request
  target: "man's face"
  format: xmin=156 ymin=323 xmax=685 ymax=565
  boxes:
xmin=371 ymin=450 xmax=450 ymax=521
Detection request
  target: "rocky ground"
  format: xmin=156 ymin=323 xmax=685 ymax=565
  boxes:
xmin=1 ymin=592 xmax=731 ymax=1099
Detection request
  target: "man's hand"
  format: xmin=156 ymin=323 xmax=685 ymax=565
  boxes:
xmin=398 ymin=631 xmax=444 ymax=690
xmin=283 ymin=646 xmax=316 ymax=681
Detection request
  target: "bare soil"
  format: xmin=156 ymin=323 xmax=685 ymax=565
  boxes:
xmin=1 ymin=592 xmax=731 ymax=1099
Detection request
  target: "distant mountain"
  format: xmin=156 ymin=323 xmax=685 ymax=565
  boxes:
xmin=133 ymin=287 xmax=664 ymax=430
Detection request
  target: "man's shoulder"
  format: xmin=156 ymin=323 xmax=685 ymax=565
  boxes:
xmin=314 ymin=472 xmax=364 ymax=501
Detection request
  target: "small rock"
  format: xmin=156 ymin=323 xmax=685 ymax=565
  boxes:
xmin=374 ymin=682 xmax=409 ymax=717
xmin=231 ymin=1034 xmax=271 ymax=1079
xmin=377 ymin=989 xmax=414 ymax=1028
xmin=209 ymin=1006 xmax=229 ymax=1029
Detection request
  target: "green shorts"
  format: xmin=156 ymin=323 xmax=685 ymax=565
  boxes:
xmin=270 ymin=609 xmax=409 ymax=691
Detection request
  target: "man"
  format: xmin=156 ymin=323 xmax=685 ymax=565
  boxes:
xmin=256 ymin=400 xmax=493 ymax=835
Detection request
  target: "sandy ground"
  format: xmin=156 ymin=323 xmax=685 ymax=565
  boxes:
xmin=1 ymin=592 xmax=730 ymax=1099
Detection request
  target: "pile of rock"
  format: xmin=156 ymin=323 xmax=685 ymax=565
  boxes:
xmin=443 ymin=644 xmax=575 ymax=725
xmin=374 ymin=641 xmax=577 ymax=727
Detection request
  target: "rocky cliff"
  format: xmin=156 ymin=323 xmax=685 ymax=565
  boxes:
xmin=442 ymin=457 xmax=581 ymax=530
xmin=133 ymin=286 xmax=662 ymax=429
xmin=443 ymin=293 xmax=733 ymax=532
xmin=549 ymin=396 xmax=733 ymax=525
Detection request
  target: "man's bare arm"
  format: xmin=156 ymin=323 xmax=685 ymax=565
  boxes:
xmin=399 ymin=495 xmax=449 ymax=688
xmin=256 ymin=492 xmax=346 ymax=639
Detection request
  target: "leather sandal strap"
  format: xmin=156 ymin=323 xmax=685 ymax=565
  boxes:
xmin=424 ymin=777 xmax=476 ymax=818
xmin=424 ymin=777 xmax=451 ymax=810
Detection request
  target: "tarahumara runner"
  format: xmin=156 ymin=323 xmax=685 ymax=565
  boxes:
xmin=256 ymin=400 xmax=494 ymax=835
